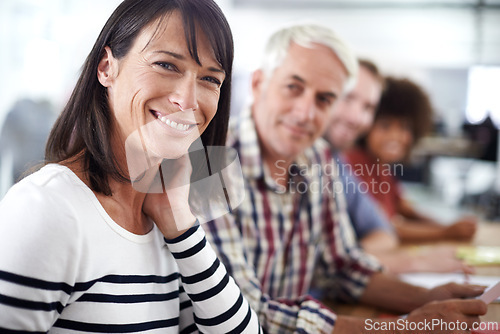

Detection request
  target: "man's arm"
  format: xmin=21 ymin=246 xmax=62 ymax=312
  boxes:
xmin=204 ymin=216 xmax=338 ymax=334
xmin=341 ymin=172 xmax=399 ymax=252
xmin=360 ymin=230 xmax=399 ymax=253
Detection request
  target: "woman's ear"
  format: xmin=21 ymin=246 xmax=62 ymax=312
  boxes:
xmin=97 ymin=46 xmax=118 ymax=87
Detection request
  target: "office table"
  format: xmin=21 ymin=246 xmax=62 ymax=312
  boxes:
xmin=323 ymin=222 xmax=500 ymax=322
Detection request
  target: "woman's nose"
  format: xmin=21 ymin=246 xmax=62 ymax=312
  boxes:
xmin=169 ymin=76 xmax=199 ymax=111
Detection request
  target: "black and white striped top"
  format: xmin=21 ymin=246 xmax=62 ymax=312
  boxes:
xmin=0 ymin=164 xmax=261 ymax=333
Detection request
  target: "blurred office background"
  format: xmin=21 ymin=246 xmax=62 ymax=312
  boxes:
xmin=1 ymin=0 xmax=500 ymax=218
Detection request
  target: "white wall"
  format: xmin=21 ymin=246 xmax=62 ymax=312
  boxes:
xmin=1 ymin=1 xmax=499 ymax=123
xmin=218 ymin=1 xmax=500 ymax=133
xmin=0 ymin=0 xmax=499 ymax=193
xmin=0 ymin=0 xmax=121 ymax=127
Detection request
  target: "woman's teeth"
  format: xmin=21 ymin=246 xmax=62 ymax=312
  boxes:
xmin=159 ymin=115 xmax=190 ymax=131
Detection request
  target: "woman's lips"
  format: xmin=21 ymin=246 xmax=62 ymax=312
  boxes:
xmin=150 ymin=110 xmax=197 ymax=132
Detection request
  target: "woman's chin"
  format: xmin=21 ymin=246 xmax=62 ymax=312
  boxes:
xmin=380 ymin=155 xmax=404 ymax=165
xmin=150 ymin=146 xmax=189 ymax=161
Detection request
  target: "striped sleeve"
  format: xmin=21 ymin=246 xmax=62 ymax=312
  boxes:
xmin=165 ymin=225 xmax=262 ymax=333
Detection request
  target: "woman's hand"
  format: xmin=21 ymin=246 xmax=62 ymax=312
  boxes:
xmin=410 ymin=245 xmax=474 ymax=274
xmin=143 ymin=155 xmax=197 ymax=239
xmin=445 ymin=217 xmax=478 ymax=240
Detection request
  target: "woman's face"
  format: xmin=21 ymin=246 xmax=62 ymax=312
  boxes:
xmin=366 ymin=117 xmax=413 ymax=164
xmin=98 ymin=10 xmax=225 ymax=163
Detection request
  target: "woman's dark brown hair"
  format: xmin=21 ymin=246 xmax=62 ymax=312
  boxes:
xmin=45 ymin=0 xmax=234 ymax=196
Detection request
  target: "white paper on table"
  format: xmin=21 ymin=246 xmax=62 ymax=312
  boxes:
xmin=399 ymin=272 xmax=500 ymax=302
xmin=479 ymin=280 xmax=500 ymax=304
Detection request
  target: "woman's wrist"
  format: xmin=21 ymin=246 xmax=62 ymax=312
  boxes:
xmin=162 ymin=219 xmax=199 ymax=242
xmin=156 ymin=206 xmax=197 ymax=239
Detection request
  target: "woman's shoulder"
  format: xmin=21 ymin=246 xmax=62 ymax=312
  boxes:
xmin=0 ymin=164 xmax=94 ymax=299
xmin=19 ymin=163 xmax=83 ymax=187
xmin=0 ymin=164 xmax=89 ymax=225
xmin=343 ymin=147 xmax=373 ymax=166
xmin=7 ymin=163 xmax=84 ymax=195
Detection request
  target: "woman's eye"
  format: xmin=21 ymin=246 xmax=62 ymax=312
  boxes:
xmin=202 ymin=76 xmax=222 ymax=86
xmin=155 ymin=62 xmax=177 ymax=71
xmin=380 ymin=122 xmax=391 ymax=130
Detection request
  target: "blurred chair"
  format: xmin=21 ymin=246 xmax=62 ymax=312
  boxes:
xmin=429 ymin=156 xmax=496 ymax=215
xmin=0 ymin=98 xmax=57 ymax=198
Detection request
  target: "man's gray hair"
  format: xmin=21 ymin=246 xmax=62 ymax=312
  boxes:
xmin=260 ymin=24 xmax=358 ymax=94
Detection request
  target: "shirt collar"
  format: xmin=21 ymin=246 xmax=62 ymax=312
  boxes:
xmin=229 ymin=105 xmax=319 ymax=190
xmin=228 ymin=105 xmax=264 ymax=180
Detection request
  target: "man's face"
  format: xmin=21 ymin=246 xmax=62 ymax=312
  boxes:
xmin=251 ymin=42 xmax=347 ymax=163
xmin=325 ymin=66 xmax=383 ymax=151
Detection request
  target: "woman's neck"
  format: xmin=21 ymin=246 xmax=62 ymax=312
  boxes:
xmin=64 ymin=156 xmax=155 ymax=235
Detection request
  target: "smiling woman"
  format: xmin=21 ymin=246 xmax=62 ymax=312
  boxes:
xmin=46 ymin=0 xmax=233 ymax=196
xmin=99 ymin=11 xmax=226 ymax=162
xmin=0 ymin=0 xmax=261 ymax=332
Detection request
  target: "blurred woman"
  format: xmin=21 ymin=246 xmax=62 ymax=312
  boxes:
xmin=345 ymin=77 xmax=477 ymax=243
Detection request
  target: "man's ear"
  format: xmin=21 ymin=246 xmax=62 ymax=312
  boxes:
xmin=251 ymin=69 xmax=265 ymax=101
xmin=97 ymin=46 xmax=118 ymax=87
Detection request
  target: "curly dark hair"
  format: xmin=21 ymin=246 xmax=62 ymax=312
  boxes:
xmin=359 ymin=76 xmax=433 ymax=148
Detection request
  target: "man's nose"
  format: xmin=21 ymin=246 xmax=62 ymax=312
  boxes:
xmin=345 ymin=103 xmax=364 ymax=126
xmin=293 ymin=93 xmax=316 ymax=122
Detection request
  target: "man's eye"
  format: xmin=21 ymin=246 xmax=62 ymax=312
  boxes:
xmin=317 ymin=95 xmax=332 ymax=107
xmin=286 ymin=84 xmax=303 ymax=96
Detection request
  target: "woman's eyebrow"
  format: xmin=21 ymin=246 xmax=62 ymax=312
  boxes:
xmin=208 ymin=67 xmax=225 ymax=75
xmin=153 ymin=50 xmax=185 ymax=59
xmin=153 ymin=50 xmax=225 ymax=75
